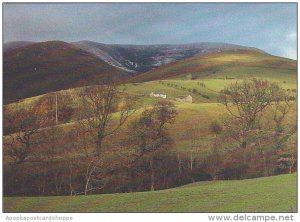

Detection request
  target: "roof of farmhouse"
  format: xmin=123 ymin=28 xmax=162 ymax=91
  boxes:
xmin=152 ymin=91 xmax=166 ymax=95
xmin=177 ymin=95 xmax=191 ymax=99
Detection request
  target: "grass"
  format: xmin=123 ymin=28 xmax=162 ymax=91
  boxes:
xmin=129 ymin=50 xmax=296 ymax=84
xmin=3 ymin=96 xmax=296 ymax=164
xmin=3 ymin=173 xmax=297 ymax=213
xmin=3 ymin=102 xmax=226 ymax=165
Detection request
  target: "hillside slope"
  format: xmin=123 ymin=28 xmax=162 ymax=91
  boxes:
xmin=129 ymin=50 xmax=297 ymax=83
xmin=3 ymin=41 xmax=130 ymax=103
xmin=3 ymin=173 xmax=296 ymax=212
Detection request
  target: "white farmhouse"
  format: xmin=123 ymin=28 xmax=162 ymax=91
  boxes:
xmin=150 ymin=91 xmax=167 ymax=99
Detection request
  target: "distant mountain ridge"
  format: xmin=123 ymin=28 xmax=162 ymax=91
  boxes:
xmin=4 ymin=40 xmax=267 ymax=74
xmin=72 ymin=41 xmax=266 ymax=73
xmin=3 ymin=40 xmax=279 ymax=103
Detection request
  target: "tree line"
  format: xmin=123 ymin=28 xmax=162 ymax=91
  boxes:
xmin=3 ymin=78 xmax=296 ymax=196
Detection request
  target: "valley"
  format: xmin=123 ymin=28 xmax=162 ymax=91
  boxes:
xmin=2 ymin=40 xmax=297 ymax=213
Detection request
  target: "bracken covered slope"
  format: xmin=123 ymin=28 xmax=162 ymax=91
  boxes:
xmin=3 ymin=41 xmax=130 ymax=103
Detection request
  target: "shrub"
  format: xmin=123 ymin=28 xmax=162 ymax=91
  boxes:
xmin=216 ymin=164 xmax=248 ymax=180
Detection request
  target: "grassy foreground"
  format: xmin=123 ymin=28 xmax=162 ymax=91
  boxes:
xmin=4 ymin=173 xmax=296 ymax=213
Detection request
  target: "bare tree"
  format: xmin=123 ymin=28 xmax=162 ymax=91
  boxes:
xmin=4 ymin=104 xmax=48 ymax=164
xmin=207 ymin=136 xmax=223 ymax=180
xmin=36 ymin=125 xmax=64 ymax=195
xmin=179 ymin=126 xmax=200 ymax=173
xmin=63 ymin=130 xmax=82 ymax=196
xmin=219 ymin=79 xmax=277 ymax=150
xmin=61 ymin=139 xmax=79 ymax=197
xmin=127 ymin=100 xmax=178 ymax=191
xmin=82 ymin=156 xmax=107 ymax=195
xmin=79 ymin=83 xmax=136 ymax=156
xmin=277 ymin=153 xmax=297 ymax=174
xmin=271 ymin=88 xmax=296 ymax=149
xmin=65 ymin=123 xmax=107 ymax=195
xmin=210 ymin=121 xmax=223 ymax=138
xmin=208 ymin=120 xmax=224 ymax=179
xmin=219 ymin=78 xmax=296 ymax=175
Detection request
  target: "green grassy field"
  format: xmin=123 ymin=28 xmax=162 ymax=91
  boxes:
xmin=129 ymin=50 xmax=296 ymax=83
xmin=3 ymin=173 xmax=297 ymax=213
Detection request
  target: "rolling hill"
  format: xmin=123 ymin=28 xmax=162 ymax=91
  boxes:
xmin=3 ymin=41 xmax=35 ymax=53
xmin=6 ymin=41 xmax=266 ymax=74
xmin=129 ymin=49 xmax=297 ymax=83
xmin=3 ymin=173 xmax=296 ymax=212
xmin=3 ymin=41 xmax=130 ymax=103
xmin=3 ymin=41 xmax=297 ymax=211
xmin=4 ymin=41 xmax=293 ymax=104
xmin=72 ymin=41 xmax=265 ymax=73
xmin=6 ymin=45 xmax=293 ymax=161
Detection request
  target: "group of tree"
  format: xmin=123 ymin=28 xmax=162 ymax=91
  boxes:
xmin=3 ymin=80 xmax=181 ymax=196
xmin=159 ymin=81 xmax=210 ymax=99
xmin=214 ymin=78 xmax=296 ymax=178
xmin=3 ymin=78 xmax=297 ymax=197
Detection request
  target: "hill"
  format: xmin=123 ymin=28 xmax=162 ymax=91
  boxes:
xmin=72 ymin=41 xmax=264 ymax=73
xmin=129 ymin=49 xmax=297 ymax=83
xmin=3 ymin=45 xmax=297 ymax=151
xmin=3 ymin=173 xmax=296 ymax=212
xmin=3 ymin=42 xmax=297 ymax=203
xmin=3 ymin=41 xmax=130 ymax=103
xmin=4 ymin=41 xmax=293 ymax=104
xmin=3 ymin=41 xmax=35 ymax=53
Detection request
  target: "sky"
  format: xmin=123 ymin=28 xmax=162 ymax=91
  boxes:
xmin=3 ymin=3 xmax=297 ymax=59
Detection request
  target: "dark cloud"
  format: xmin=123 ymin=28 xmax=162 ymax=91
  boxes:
xmin=3 ymin=3 xmax=297 ymax=59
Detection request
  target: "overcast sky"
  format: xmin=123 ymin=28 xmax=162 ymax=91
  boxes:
xmin=3 ymin=3 xmax=297 ymax=59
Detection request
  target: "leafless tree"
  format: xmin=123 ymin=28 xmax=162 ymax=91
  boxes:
xmin=4 ymin=104 xmax=48 ymax=164
xmin=207 ymin=136 xmax=224 ymax=179
xmin=277 ymin=153 xmax=297 ymax=174
xmin=219 ymin=78 xmax=296 ymax=175
xmin=65 ymin=123 xmax=107 ymax=195
xmin=36 ymin=125 xmax=65 ymax=195
xmin=271 ymin=88 xmax=296 ymax=149
xmin=220 ymin=79 xmax=278 ymax=150
xmin=127 ymin=100 xmax=178 ymax=191
xmin=78 ymin=82 xmax=136 ymax=156
xmin=210 ymin=121 xmax=223 ymax=138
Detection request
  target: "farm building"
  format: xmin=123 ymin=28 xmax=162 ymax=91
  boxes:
xmin=175 ymin=95 xmax=193 ymax=103
xmin=150 ymin=91 xmax=167 ymax=98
